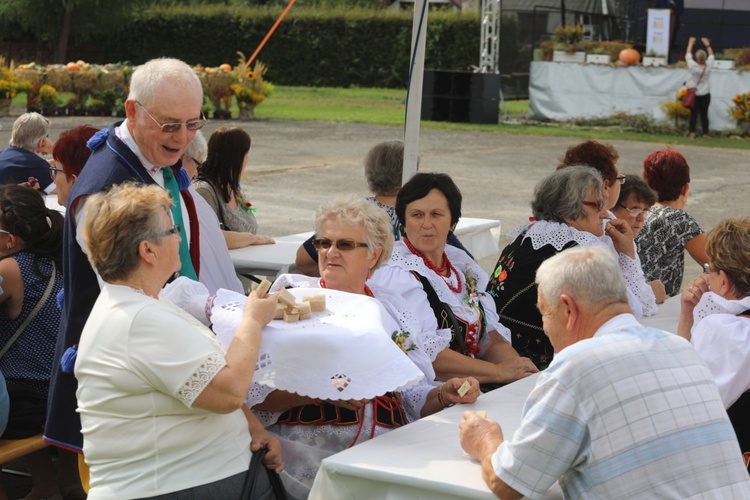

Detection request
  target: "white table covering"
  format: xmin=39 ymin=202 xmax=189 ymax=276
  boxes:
xmin=310 ymin=374 xmax=562 ymax=500
xmin=230 ymin=218 xmax=501 ymax=280
xmin=529 ymin=61 xmax=750 ymax=131
xmin=640 ymin=294 xmax=681 ymax=334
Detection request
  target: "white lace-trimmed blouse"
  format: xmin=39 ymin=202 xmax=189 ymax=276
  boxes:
xmin=511 ymin=220 xmax=646 ymax=318
xmin=75 ymin=283 xmax=251 ymax=500
xmin=690 ymin=292 xmax=750 ymax=408
xmin=371 ymin=241 xmax=513 ymax=355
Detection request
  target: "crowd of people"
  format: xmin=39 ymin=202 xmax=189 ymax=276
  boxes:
xmin=0 ymin=55 xmax=747 ymax=499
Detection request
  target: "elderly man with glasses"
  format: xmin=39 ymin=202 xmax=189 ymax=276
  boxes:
xmin=0 ymin=112 xmax=55 ymax=191
xmin=44 ymin=57 xmax=243 ymax=470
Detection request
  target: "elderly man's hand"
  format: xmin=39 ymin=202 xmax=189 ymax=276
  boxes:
xmin=459 ymin=411 xmax=504 ymax=462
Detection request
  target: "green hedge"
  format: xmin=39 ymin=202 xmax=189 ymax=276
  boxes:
xmin=97 ymin=6 xmax=481 ymax=88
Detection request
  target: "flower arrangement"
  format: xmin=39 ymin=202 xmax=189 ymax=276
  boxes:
xmin=0 ymin=57 xmax=30 ymax=101
xmin=660 ymin=88 xmax=690 ymax=127
xmin=230 ymin=51 xmax=274 ymax=119
xmin=39 ymin=84 xmax=58 ymax=109
xmin=731 ymin=92 xmax=750 ymax=123
xmin=553 ymin=24 xmax=584 ymax=54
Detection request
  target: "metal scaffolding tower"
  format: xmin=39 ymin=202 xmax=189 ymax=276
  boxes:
xmin=479 ymin=0 xmax=501 ymax=73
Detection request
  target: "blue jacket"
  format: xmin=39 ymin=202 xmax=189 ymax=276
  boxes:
xmin=0 ymin=146 xmax=53 ymax=190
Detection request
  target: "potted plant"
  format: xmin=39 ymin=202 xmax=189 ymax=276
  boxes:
xmin=586 ymin=46 xmax=611 ymax=65
xmin=660 ymin=89 xmax=690 ymax=129
xmin=0 ymin=58 xmax=30 ymax=116
xmin=552 ymin=25 xmax=585 ymax=63
xmin=730 ymin=92 xmax=750 ymax=137
xmin=230 ymin=52 xmax=274 ymax=120
xmin=39 ymin=84 xmax=58 ymax=116
xmin=643 ymin=50 xmax=667 ymax=67
xmin=714 ymin=52 xmax=735 ymax=70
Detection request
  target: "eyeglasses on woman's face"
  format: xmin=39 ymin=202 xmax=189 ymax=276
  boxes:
xmin=702 ymin=263 xmax=719 ymax=275
xmin=615 ymin=175 xmax=626 ymax=185
xmin=582 ymin=199 xmax=606 ymax=211
xmin=616 ymin=204 xmax=650 ymax=218
xmin=161 ymin=224 xmax=181 ymax=238
xmin=312 ymin=238 xmax=369 ymax=252
xmin=49 ymin=165 xmax=65 ymax=180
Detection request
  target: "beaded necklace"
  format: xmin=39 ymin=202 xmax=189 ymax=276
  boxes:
xmin=319 ymin=278 xmax=374 ymax=297
xmin=403 ymin=237 xmax=462 ymax=293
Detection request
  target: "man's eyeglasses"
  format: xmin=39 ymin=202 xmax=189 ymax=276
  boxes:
xmin=136 ymin=101 xmax=206 ymax=133
xmin=616 ymin=204 xmax=650 ymax=218
xmin=312 ymin=238 xmax=369 ymax=251
xmin=615 ymin=175 xmax=627 ymax=185
xmin=0 ymin=228 xmax=10 ymax=235
xmin=161 ymin=224 xmax=181 ymax=238
xmin=582 ymin=200 xmax=606 ymax=211
xmin=49 ymin=165 xmax=64 ymax=180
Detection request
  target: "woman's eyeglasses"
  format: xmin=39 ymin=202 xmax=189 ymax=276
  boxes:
xmin=137 ymin=101 xmax=206 ymax=133
xmin=582 ymin=200 xmax=606 ymax=211
xmin=616 ymin=204 xmax=650 ymax=218
xmin=702 ymin=263 xmax=718 ymax=274
xmin=161 ymin=224 xmax=181 ymax=237
xmin=312 ymin=238 xmax=369 ymax=251
xmin=615 ymin=175 xmax=626 ymax=185
xmin=49 ymin=165 xmax=64 ymax=180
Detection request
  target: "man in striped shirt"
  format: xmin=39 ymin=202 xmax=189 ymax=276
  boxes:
xmin=460 ymin=246 xmax=750 ymax=499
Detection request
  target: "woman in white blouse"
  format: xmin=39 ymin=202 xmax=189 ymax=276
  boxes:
xmin=685 ymin=36 xmax=715 ymax=140
xmin=74 ymin=183 xmax=282 ymax=499
xmin=678 ymin=217 xmax=750 ymax=472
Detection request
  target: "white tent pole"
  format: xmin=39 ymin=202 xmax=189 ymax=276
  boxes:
xmin=403 ymin=0 xmax=429 ymax=185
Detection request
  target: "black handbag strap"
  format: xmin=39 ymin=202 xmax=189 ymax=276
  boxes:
xmin=240 ymin=448 xmax=288 ymax=500
xmin=0 ymin=263 xmax=56 ymax=359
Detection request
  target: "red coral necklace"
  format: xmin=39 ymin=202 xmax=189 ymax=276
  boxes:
xmin=403 ymin=237 xmax=462 ymax=293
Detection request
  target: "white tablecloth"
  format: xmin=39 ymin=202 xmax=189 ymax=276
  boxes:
xmin=310 ymin=374 xmax=562 ymax=500
xmin=230 ymin=218 xmax=501 ymax=280
xmin=640 ymin=294 xmax=681 ymax=334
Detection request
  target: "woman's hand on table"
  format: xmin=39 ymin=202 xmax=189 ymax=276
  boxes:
xmin=443 ymin=377 xmax=480 ymax=406
xmin=605 ymin=218 xmax=636 ymax=259
xmin=495 ymin=357 xmax=538 ymax=383
xmin=249 ymin=234 xmax=275 ymax=246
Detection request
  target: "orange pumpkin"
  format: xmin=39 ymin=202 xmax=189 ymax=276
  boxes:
xmin=619 ymin=49 xmax=640 ymax=65
xmin=219 ymin=63 xmax=232 ymax=72
xmin=66 ymin=62 xmax=80 ymax=71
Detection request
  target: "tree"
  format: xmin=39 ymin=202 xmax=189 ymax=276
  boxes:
xmin=0 ymin=0 xmax=148 ymax=63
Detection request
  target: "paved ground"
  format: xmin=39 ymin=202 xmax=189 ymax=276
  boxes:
xmin=2 ymin=115 xmax=749 ymax=282
xmin=0 ymin=116 xmax=748 ymax=496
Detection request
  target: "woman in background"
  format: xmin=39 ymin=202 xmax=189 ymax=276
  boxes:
xmin=686 ymin=37 xmax=714 ymax=140
xmin=49 ymin=125 xmax=99 ymax=207
xmin=637 ymin=148 xmax=708 ymax=297
xmin=0 ymin=185 xmax=79 ymax=500
xmin=193 ymin=126 xmax=274 ymax=249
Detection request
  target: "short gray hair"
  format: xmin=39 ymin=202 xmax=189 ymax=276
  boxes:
xmin=10 ymin=112 xmax=50 ymax=150
xmin=695 ymin=50 xmax=707 ymax=64
xmin=364 ymin=140 xmax=405 ymax=196
xmin=536 ymin=246 xmax=628 ymax=312
xmin=128 ymin=58 xmax=203 ymax=107
xmin=531 ymin=165 xmax=603 ymax=223
xmin=83 ymin=183 xmax=172 ymax=282
xmin=314 ymin=195 xmax=394 ymax=271
xmin=185 ymin=130 xmax=208 ymax=163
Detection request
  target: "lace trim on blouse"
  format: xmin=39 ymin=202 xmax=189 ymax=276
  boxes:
xmin=177 ymin=352 xmax=227 ymax=407
xmin=509 ymin=220 xmax=601 ymax=251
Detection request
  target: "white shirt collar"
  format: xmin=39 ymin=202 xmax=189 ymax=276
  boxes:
xmin=593 ymin=313 xmax=641 ymax=338
xmin=116 ymin=120 xmax=164 ymax=187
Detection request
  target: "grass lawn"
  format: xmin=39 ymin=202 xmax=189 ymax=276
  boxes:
xmin=12 ymin=87 xmax=750 ymax=149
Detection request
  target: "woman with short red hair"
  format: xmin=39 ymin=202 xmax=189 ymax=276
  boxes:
xmin=636 ymin=148 xmax=709 ymax=296
xmin=50 ymin=125 xmax=99 ymax=207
